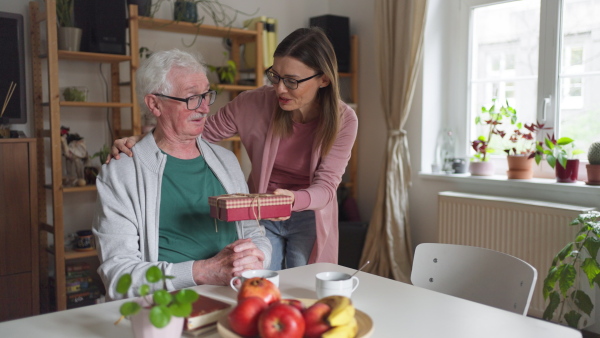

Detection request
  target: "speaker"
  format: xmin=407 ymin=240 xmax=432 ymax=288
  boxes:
xmin=74 ymin=0 xmax=127 ymax=55
xmin=309 ymin=15 xmax=351 ymax=73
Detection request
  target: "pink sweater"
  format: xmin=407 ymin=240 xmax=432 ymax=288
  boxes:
xmin=202 ymin=86 xmax=358 ymax=264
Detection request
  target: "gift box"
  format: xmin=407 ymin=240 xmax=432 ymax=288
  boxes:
xmin=209 ymin=193 xmax=293 ymax=222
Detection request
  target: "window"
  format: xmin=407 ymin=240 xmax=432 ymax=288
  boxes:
xmin=466 ymin=0 xmax=600 ymax=163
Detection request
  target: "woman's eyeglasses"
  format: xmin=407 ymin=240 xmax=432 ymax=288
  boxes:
xmin=265 ymin=67 xmax=323 ymax=90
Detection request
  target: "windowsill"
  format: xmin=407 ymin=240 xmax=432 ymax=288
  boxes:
xmin=418 ymin=172 xmax=600 ymax=197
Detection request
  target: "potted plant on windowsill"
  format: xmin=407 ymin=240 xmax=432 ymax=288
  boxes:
xmin=469 ymin=98 xmax=513 ymax=176
xmin=543 ymin=211 xmax=600 ymax=329
xmin=115 ymin=266 xmax=199 ymax=338
xmin=56 ymin=0 xmax=82 ymax=51
xmin=534 ymin=134 xmax=585 ymax=183
xmin=503 ymin=121 xmax=546 ymax=180
xmin=586 ymin=141 xmax=600 ymax=185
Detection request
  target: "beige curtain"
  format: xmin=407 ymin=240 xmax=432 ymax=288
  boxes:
xmin=359 ymin=0 xmax=427 ymax=282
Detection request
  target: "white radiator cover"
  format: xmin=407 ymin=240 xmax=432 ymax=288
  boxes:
xmin=438 ymin=191 xmax=596 ymax=317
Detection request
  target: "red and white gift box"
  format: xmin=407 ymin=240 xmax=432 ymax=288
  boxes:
xmin=208 ymin=193 xmax=293 ymax=222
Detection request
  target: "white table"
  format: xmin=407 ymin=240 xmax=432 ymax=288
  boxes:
xmin=0 ymin=263 xmax=581 ymax=338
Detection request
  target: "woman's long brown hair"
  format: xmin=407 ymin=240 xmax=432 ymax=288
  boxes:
xmin=271 ymin=27 xmax=341 ymax=156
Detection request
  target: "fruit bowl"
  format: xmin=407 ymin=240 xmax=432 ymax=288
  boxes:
xmin=217 ymin=298 xmax=373 ymax=338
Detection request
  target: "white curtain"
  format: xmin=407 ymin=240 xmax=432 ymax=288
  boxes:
xmin=359 ymin=0 xmax=428 ymax=282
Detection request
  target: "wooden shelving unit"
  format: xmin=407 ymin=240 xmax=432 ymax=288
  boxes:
xmin=29 ymin=0 xmax=141 ymax=312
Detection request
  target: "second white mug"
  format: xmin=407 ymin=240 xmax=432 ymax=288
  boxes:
xmin=315 ymin=271 xmax=359 ymax=299
xmin=230 ymin=269 xmax=279 ymax=292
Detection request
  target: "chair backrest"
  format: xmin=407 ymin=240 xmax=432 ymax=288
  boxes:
xmin=411 ymin=243 xmax=537 ymax=315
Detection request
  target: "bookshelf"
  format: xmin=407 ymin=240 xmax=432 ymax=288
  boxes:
xmin=29 ymin=0 xmax=140 ymax=311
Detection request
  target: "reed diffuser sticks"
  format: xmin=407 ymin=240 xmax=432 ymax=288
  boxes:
xmin=1 ymin=81 xmax=17 ymax=118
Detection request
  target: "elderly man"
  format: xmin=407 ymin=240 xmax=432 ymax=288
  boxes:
xmin=93 ymin=49 xmax=271 ymax=299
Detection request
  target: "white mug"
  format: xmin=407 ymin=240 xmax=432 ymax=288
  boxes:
xmin=230 ymin=269 xmax=279 ymax=292
xmin=315 ymin=271 xmax=360 ymax=299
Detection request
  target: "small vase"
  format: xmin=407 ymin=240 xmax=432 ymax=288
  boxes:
xmin=130 ymin=308 xmax=184 ymax=338
xmin=58 ymin=27 xmax=82 ymax=52
xmin=586 ymin=164 xmax=600 ymax=185
xmin=506 ymin=155 xmax=533 ymax=179
xmin=173 ymin=0 xmax=197 ymax=23
xmin=469 ymin=161 xmax=494 ymax=176
xmin=555 ymin=159 xmax=579 ymax=183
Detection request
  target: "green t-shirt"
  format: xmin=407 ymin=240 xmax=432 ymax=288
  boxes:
xmin=158 ymin=153 xmax=237 ymax=263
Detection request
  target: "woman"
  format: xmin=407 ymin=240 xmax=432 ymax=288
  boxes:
xmin=110 ymin=27 xmax=358 ymax=270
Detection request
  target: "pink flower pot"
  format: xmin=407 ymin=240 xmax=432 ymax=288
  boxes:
xmin=555 ymin=159 xmax=579 ymax=183
xmin=586 ymin=164 xmax=600 ymax=185
xmin=469 ymin=161 xmax=495 ymax=176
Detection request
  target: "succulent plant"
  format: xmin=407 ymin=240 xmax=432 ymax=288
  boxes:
xmin=588 ymin=141 xmax=600 ymax=165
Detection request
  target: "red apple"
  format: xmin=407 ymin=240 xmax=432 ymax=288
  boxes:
xmin=303 ymin=302 xmax=332 ymax=338
xmin=238 ymin=277 xmax=281 ymax=305
xmin=276 ymin=298 xmax=305 ymax=312
xmin=258 ymin=303 xmax=305 ymax=338
xmin=227 ymin=297 xmax=268 ymax=337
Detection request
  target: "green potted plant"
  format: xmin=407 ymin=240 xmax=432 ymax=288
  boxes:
xmin=469 ymin=98 xmax=514 ymax=176
xmin=56 ymin=0 xmax=82 ymax=51
xmin=115 ymin=266 xmax=199 ymax=337
xmin=91 ymin=144 xmax=110 ymax=165
xmin=586 ymin=141 xmax=600 ymax=185
xmin=207 ymin=52 xmax=237 ymax=85
xmin=503 ymin=121 xmax=546 ymax=179
xmin=543 ymin=211 xmax=600 ymax=329
xmin=533 ymin=134 xmax=585 ymax=183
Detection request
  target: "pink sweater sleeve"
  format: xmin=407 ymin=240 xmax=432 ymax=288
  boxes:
xmin=293 ymin=106 xmax=358 ymax=212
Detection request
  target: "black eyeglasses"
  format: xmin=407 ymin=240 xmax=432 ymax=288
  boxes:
xmin=152 ymin=90 xmax=217 ymax=110
xmin=265 ymin=67 xmax=323 ymax=90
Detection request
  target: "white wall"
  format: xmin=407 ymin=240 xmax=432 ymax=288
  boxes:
xmin=0 ymin=0 xmax=381 ymax=240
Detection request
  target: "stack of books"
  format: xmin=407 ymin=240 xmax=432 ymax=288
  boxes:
xmin=182 ymin=294 xmax=232 ymax=337
xmin=64 ymin=262 xmax=102 ymax=308
xmin=242 ymin=16 xmax=278 ymax=70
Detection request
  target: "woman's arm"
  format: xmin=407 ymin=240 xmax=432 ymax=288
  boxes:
xmin=292 ymin=107 xmax=359 ymax=211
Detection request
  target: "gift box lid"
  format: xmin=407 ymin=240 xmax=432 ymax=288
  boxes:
xmin=208 ymin=193 xmax=293 ymax=209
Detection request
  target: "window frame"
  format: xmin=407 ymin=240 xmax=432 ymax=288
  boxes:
xmin=450 ymin=0 xmax=589 ymax=178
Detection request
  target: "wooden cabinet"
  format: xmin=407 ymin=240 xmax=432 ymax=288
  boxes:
xmin=0 ymin=139 xmax=39 ymax=321
xmin=29 ymin=0 xmax=140 ymax=311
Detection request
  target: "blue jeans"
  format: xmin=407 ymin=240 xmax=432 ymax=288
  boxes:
xmin=262 ymin=210 xmax=316 ymax=270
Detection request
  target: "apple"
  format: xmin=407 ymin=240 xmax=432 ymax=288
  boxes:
xmin=276 ymin=298 xmax=305 ymax=312
xmin=238 ymin=277 xmax=281 ymax=305
xmin=258 ymin=303 xmax=305 ymax=338
xmin=303 ymin=302 xmax=332 ymax=338
xmin=227 ymin=297 xmax=268 ymax=337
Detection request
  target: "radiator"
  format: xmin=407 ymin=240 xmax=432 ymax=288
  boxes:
xmin=438 ymin=191 xmax=596 ymax=317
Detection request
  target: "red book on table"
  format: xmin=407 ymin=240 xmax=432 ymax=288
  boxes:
xmin=183 ymin=294 xmax=232 ymax=332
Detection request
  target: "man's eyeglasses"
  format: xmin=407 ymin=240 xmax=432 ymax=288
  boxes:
xmin=152 ymin=90 xmax=217 ymax=110
xmin=265 ymin=67 xmax=323 ymax=90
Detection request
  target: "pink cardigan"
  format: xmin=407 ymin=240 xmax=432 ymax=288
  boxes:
xmin=202 ymin=86 xmax=358 ymax=264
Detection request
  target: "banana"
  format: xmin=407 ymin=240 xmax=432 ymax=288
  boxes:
xmin=316 ymin=295 xmax=355 ymax=327
xmin=321 ymin=317 xmax=358 ymax=338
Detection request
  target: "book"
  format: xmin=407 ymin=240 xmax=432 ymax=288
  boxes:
xmin=242 ymin=16 xmax=269 ymax=69
xmin=182 ymin=324 xmax=218 ymax=337
xmin=183 ymin=294 xmax=232 ymax=332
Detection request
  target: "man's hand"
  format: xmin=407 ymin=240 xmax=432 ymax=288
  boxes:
xmin=106 ymin=135 xmax=142 ymax=163
xmin=192 ymin=239 xmax=265 ymax=285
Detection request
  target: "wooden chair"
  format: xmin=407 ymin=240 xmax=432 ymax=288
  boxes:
xmin=410 ymin=243 xmax=537 ymax=315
